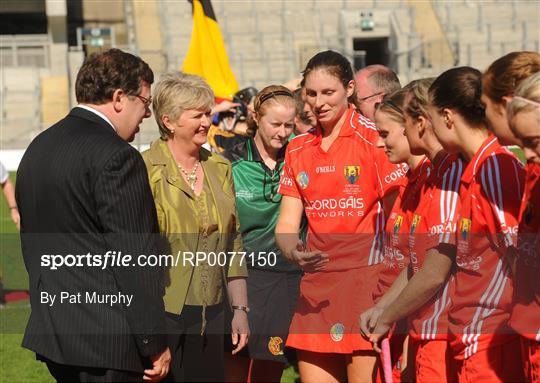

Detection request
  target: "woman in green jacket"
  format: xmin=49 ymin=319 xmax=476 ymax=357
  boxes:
xmin=142 ymin=71 xmax=249 ymax=382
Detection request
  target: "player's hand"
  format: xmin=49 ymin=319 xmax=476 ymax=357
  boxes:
xmin=291 ymin=240 xmax=329 ymax=273
xmin=359 ymin=305 xmax=385 ymax=337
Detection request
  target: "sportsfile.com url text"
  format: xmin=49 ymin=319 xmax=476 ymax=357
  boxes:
xmin=40 ymin=251 xmax=277 ymax=270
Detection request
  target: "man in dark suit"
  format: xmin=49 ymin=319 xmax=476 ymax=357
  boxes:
xmin=16 ymin=49 xmax=171 ymax=382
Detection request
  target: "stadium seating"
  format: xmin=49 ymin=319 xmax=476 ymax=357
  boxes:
xmin=1 ymin=0 xmax=538 ymax=150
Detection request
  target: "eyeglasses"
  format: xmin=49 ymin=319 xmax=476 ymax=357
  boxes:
xmin=375 ymin=99 xmax=403 ymax=115
xmin=358 ymin=92 xmax=383 ymax=103
xmin=134 ymin=94 xmax=152 ymax=108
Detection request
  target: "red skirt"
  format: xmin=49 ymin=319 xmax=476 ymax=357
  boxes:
xmin=287 ymin=265 xmax=379 ymax=353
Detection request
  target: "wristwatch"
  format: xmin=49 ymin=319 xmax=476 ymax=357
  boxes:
xmin=231 ymin=305 xmax=250 ymax=313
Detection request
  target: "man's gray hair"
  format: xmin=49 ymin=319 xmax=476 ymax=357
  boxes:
xmin=363 ymin=65 xmax=401 ymax=94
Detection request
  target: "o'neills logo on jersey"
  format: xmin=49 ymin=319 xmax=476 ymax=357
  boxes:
xmin=459 ymin=218 xmax=472 ymax=240
xmin=316 ymin=165 xmax=336 ymax=174
xmin=344 ymin=165 xmax=360 ymax=184
xmin=297 ymin=171 xmax=309 ymax=189
xmin=305 ymin=197 xmax=365 ymax=218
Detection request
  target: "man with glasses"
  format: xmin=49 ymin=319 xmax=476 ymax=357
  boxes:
xmin=355 ymin=64 xmax=401 ymax=121
xmin=16 ymin=49 xmax=170 ymax=382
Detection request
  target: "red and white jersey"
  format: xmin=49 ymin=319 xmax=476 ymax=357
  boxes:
xmin=373 ymin=157 xmax=431 ymax=302
xmin=408 ymin=152 xmax=464 ymax=340
xmin=279 ymin=106 xmax=387 ymax=268
xmin=357 ymin=112 xmax=408 ymax=196
xmin=509 ymin=162 xmax=540 ymax=341
xmin=449 ymin=136 xmax=525 ymax=359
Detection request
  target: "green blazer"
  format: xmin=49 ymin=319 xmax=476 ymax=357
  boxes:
xmin=142 ymin=139 xmax=247 ymax=314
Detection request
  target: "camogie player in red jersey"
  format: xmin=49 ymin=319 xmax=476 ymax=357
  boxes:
xmin=362 ymin=78 xmax=465 ymax=382
xmin=371 ymin=88 xmax=431 ymax=306
xmin=362 ymin=87 xmax=432 ymax=382
xmin=481 ymin=51 xmax=540 ymax=147
xmin=482 ymin=53 xmax=540 ymax=382
xmin=275 ymin=50 xmax=398 ymax=382
xmin=507 ymin=72 xmax=540 ymax=383
xmin=428 ymin=67 xmax=525 ymax=382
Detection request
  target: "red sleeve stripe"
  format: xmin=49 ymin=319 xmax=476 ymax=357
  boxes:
xmin=462 ymin=259 xmax=511 ymax=358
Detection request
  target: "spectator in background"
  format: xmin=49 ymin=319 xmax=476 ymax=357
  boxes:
xmin=482 ymin=51 xmax=540 ymax=146
xmin=355 ymin=64 xmax=401 ymax=121
xmin=0 ymin=161 xmax=19 ymax=230
xmin=293 ymin=88 xmax=316 ymax=136
xmin=207 ymin=87 xmax=258 ymax=154
xmin=0 ymin=160 xmax=19 ymax=307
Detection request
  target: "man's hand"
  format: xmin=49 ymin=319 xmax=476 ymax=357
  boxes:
xmin=212 ymin=100 xmax=241 ymax=115
xmin=291 ymin=240 xmax=329 ymax=273
xmin=10 ymin=208 xmax=20 ymax=230
xmin=231 ymin=310 xmax=250 ymax=355
xmin=143 ymin=347 xmax=171 ymax=382
xmin=359 ymin=305 xmax=385 ymax=337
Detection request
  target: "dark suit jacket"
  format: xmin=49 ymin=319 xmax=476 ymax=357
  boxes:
xmin=16 ymin=107 xmax=167 ymax=372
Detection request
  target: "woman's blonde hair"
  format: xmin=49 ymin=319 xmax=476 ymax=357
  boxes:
xmin=374 ymin=88 xmax=407 ymax=124
xmin=507 ymin=72 xmax=540 ymax=124
xmin=152 ymin=71 xmax=214 ymax=140
xmin=403 ymin=78 xmax=435 ymax=120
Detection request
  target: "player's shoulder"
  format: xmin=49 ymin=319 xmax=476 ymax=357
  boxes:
xmin=349 ymin=109 xmax=377 ymax=146
xmin=477 ymin=147 xmax=524 ymax=181
xmin=287 ymin=128 xmax=319 ymax=154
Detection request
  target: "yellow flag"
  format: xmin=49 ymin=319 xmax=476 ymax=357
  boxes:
xmin=183 ymin=0 xmax=239 ymax=100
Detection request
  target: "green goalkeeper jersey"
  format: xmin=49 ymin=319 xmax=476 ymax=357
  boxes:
xmin=224 ymin=138 xmax=303 ymax=272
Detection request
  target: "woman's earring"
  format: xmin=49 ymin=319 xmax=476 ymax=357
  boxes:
xmin=169 ymin=128 xmax=175 ymax=134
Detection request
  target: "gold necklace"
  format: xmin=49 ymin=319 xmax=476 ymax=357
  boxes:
xmin=177 ymin=161 xmax=199 ymax=191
